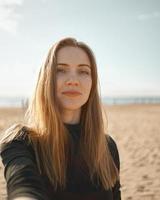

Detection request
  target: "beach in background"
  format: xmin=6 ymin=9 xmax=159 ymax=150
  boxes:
xmin=1 ymin=96 xmax=160 ymax=107
xmin=0 ymin=104 xmax=160 ymax=200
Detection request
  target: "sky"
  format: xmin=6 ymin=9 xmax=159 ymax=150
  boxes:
xmin=0 ymin=0 xmax=160 ymax=98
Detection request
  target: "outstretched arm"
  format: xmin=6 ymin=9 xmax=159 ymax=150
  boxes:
xmin=13 ymin=198 xmax=37 ymax=200
xmin=0 ymin=138 xmax=49 ymax=200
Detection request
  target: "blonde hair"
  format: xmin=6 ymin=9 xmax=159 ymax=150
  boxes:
xmin=1 ymin=38 xmax=119 ymax=190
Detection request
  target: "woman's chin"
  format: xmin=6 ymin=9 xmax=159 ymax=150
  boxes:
xmin=60 ymin=104 xmax=82 ymax=111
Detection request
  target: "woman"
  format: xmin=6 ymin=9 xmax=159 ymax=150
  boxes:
xmin=0 ymin=38 xmax=121 ymax=200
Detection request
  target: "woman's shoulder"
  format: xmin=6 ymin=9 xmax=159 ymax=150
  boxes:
xmin=2 ymin=123 xmax=29 ymax=140
xmin=106 ymin=135 xmax=118 ymax=152
xmin=13 ymin=126 xmax=30 ymax=143
xmin=0 ymin=125 xmax=35 ymax=170
xmin=0 ymin=124 xmax=32 ymax=153
xmin=105 ymin=134 xmax=120 ymax=170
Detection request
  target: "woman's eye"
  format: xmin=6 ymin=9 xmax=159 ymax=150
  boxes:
xmin=79 ymin=70 xmax=90 ymax=75
xmin=56 ymin=68 xmax=66 ymax=73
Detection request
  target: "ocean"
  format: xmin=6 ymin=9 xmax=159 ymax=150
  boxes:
xmin=0 ymin=96 xmax=28 ymax=107
xmin=0 ymin=96 xmax=160 ymax=107
xmin=102 ymin=96 xmax=160 ymax=105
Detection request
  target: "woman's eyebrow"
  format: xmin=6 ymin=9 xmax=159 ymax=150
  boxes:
xmin=57 ymin=63 xmax=91 ymax=68
xmin=57 ymin=63 xmax=68 ymax=66
xmin=78 ymin=64 xmax=91 ymax=68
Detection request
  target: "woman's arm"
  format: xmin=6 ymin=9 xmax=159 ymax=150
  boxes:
xmin=112 ymin=180 xmax=121 ymax=200
xmin=13 ymin=198 xmax=37 ymax=200
xmin=107 ymin=135 xmax=121 ymax=200
xmin=0 ymin=138 xmax=49 ymax=200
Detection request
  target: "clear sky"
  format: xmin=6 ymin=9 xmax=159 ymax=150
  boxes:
xmin=0 ymin=0 xmax=160 ymax=98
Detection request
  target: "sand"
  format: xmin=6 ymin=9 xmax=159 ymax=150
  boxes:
xmin=0 ymin=104 xmax=160 ymax=200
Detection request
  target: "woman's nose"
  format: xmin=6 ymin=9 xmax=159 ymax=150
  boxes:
xmin=65 ymin=75 xmax=79 ymax=86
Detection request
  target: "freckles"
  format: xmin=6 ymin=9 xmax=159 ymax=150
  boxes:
xmin=82 ymin=79 xmax=92 ymax=91
xmin=86 ymin=76 xmax=92 ymax=84
xmin=57 ymin=76 xmax=64 ymax=85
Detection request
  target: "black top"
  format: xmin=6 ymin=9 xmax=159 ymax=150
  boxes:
xmin=0 ymin=124 xmax=121 ymax=200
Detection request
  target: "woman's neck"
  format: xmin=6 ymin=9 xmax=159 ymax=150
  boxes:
xmin=61 ymin=108 xmax=81 ymax=124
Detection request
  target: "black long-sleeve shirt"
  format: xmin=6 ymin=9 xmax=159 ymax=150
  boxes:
xmin=0 ymin=124 xmax=121 ymax=200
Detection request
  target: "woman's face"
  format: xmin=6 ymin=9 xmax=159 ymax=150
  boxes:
xmin=56 ymin=46 xmax=92 ymax=112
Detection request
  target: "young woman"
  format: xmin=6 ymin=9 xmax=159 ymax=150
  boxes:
xmin=0 ymin=38 xmax=121 ymax=200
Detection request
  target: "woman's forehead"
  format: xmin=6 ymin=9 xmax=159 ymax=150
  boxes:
xmin=56 ymin=46 xmax=91 ymax=66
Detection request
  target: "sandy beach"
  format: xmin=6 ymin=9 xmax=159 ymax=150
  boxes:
xmin=0 ymin=104 xmax=160 ymax=200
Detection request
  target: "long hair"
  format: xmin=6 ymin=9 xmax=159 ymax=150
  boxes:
xmin=0 ymin=38 xmax=119 ymax=190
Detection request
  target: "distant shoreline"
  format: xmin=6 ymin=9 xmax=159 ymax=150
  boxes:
xmin=0 ymin=96 xmax=160 ymax=107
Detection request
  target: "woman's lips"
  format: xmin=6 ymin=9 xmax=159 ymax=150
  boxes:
xmin=62 ymin=91 xmax=82 ymax=97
